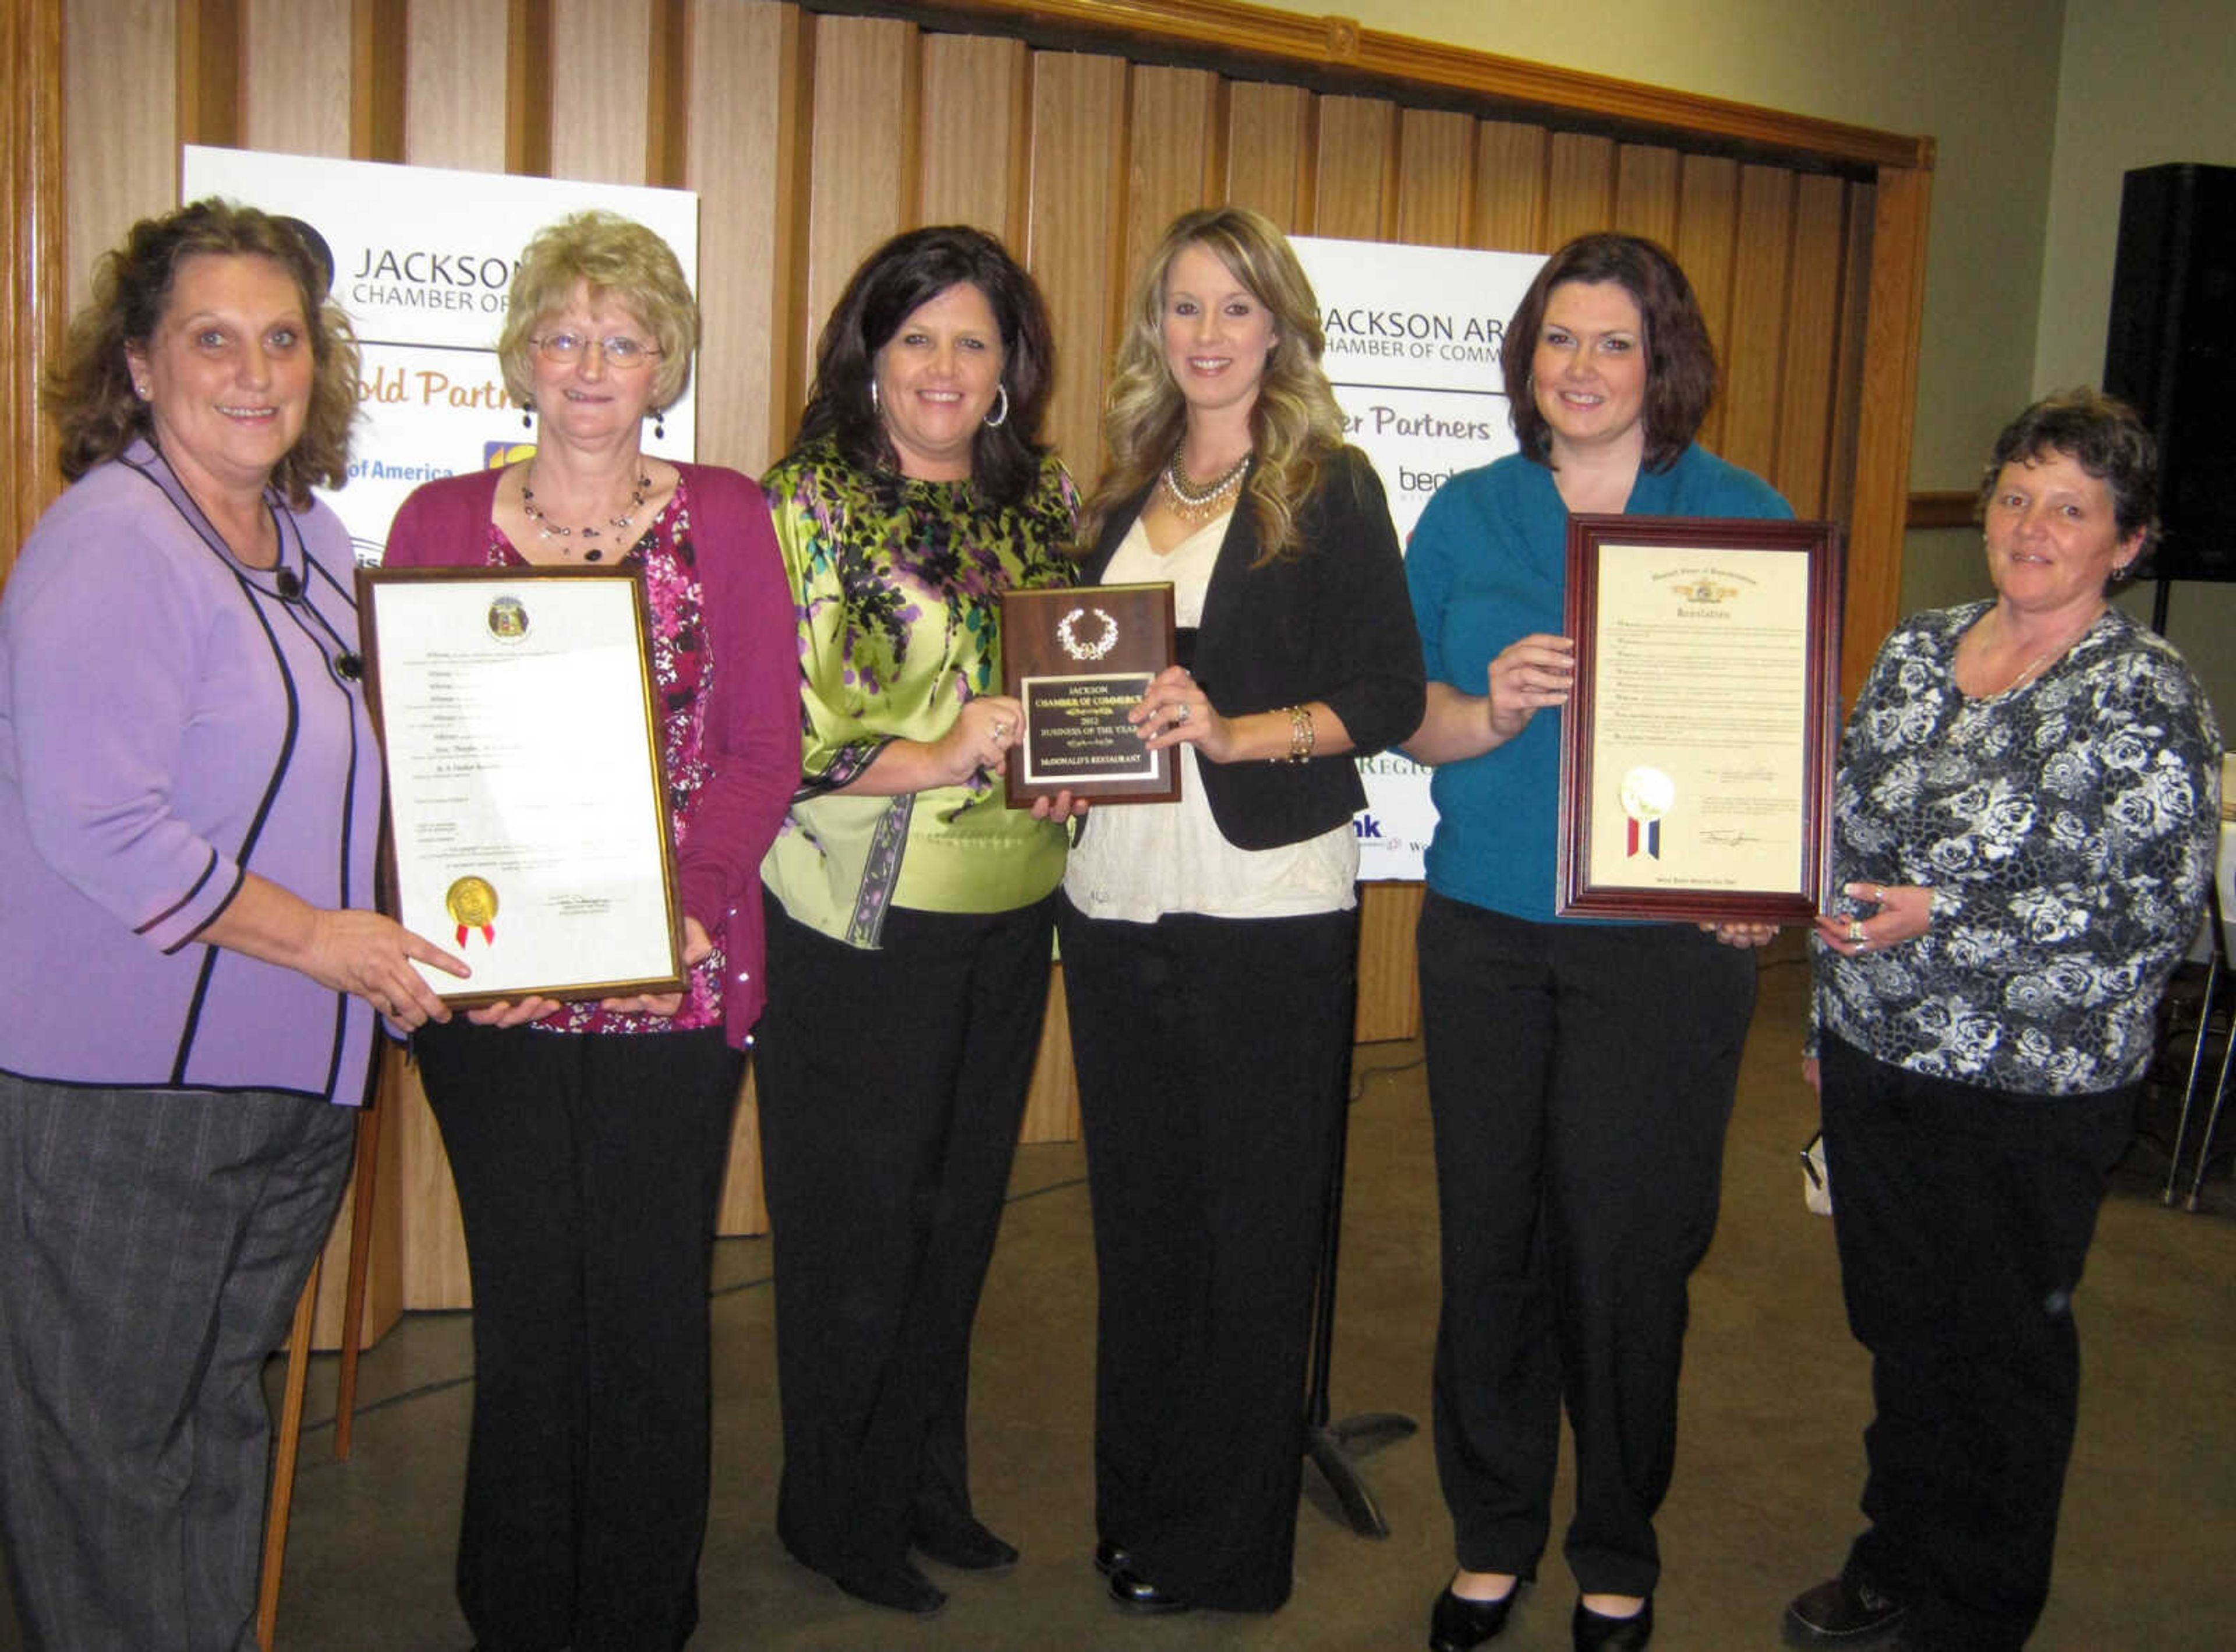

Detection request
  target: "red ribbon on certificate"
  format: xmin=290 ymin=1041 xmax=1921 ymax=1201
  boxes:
xmin=445 ymin=877 xmax=499 ymax=950
xmin=1626 ymin=818 xmax=1661 ymax=859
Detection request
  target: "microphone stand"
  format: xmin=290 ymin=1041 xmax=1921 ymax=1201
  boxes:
xmin=1301 ymin=903 xmax=1417 ymax=1537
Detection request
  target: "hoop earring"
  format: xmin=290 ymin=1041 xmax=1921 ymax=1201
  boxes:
xmin=984 ymin=384 xmax=1009 ymax=429
xmin=869 ymin=378 xmax=881 ymax=412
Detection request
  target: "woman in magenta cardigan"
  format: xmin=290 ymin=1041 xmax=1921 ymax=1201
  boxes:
xmin=381 ymin=211 xmax=797 ymax=1652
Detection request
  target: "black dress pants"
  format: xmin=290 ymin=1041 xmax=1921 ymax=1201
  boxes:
xmin=1819 ymin=1034 xmax=2133 ymax=1652
xmin=416 ymin=1019 xmax=745 ymax=1652
xmin=1418 ymin=893 xmax=1755 ymax=1599
xmin=1059 ymin=894 xmax=1357 ymax=1612
xmin=753 ymin=892 xmax=1056 ymax=1580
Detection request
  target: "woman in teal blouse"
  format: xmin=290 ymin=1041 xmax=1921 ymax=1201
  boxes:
xmin=756 ymin=225 xmax=1077 ymax=1619
xmin=1404 ymin=234 xmax=1788 ymax=1652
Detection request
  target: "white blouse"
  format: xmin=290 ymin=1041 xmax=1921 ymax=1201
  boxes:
xmin=1061 ymin=511 xmax=1357 ymax=924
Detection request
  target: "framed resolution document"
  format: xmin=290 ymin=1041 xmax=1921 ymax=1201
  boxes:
xmin=1556 ymin=515 xmax=1844 ymax=925
xmin=356 ymin=566 xmax=686 ymax=1004
xmin=1000 ymin=583 xmax=1181 ymax=808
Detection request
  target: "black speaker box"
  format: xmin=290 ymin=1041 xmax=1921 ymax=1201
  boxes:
xmin=2102 ymin=162 xmax=2236 ymax=582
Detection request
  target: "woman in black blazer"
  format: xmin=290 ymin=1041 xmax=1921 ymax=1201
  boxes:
xmin=1057 ymin=205 xmax=1424 ymax=1616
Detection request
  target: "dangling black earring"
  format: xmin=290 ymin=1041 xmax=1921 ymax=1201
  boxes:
xmin=652 ymin=406 xmax=667 ymax=441
xmin=521 ymin=397 xmax=534 ymax=431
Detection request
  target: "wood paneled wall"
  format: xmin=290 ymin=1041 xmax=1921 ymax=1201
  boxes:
xmin=12 ymin=0 xmax=1934 ymax=1273
xmin=21 ymin=0 xmax=1929 ymax=664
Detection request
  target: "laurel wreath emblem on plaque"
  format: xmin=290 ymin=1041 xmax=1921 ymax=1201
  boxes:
xmin=1056 ymin=606 xmax=1119 ymax=661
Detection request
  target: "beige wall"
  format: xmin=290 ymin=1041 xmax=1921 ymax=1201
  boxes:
xmin=1268 ymin=0 xmax=2230 ymax=729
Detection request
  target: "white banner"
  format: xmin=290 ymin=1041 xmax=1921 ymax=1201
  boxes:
xmin=181 ymin=147 xmax=699 ymax=562
xmin=1292 ymin=236 xmax=1544 ymax=880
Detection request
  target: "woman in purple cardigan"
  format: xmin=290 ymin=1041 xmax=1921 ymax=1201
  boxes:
xmin=381 ymin=211 xmax=797 ymax=1652
xmin=0 ymin=200 xmax=469 ymax=1651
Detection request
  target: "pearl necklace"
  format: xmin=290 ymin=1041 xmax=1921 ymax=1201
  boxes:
xmin=1158 ymin=449 xmax=1250 ymax=525
xmin=520 ymin=465 xmax=652 ymax=561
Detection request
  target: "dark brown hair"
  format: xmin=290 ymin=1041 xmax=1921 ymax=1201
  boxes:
xmin=1499 ymin=232 xmax=1717 ymax=473
xmin=790 ymin=225 xmax=1055 ymax=508
xmin=1978 ymin=388 xmax=2159 ymax=569
xmin=43 ymin=197 xmax=360 ymax=508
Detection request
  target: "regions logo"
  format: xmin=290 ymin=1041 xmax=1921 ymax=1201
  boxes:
xmin=485 ymin=440 xmax=536 ymax=471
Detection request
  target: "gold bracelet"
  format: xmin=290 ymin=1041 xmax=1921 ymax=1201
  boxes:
xmin=1280 ymin=703 xmax=1315 ymax=763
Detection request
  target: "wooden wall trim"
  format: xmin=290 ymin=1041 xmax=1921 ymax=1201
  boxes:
xmin=351 ymin=0 xmax=407 ymax=162
xmin=646 ymin=0 xmax=691 ymax=186
xmin=1844 ymin=162 xmax=1933 ymax=706
xmin=1 ymin=0 xmax=67 ymax=579
xmin=898 ymin=0 xmax=1934 ymax=173
xmin=1905 ymin=489 xmax=1978 ymax=531
xmin=179 ymin=0 xmax=245 ymax=150
xmin=505 ymin=0 xmax=553 ymax=176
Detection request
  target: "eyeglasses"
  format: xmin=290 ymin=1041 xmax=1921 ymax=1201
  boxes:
xmin=531 ymin=332 xmax=663 ymax=369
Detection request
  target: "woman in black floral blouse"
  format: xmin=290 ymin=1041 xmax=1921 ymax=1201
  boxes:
xmin=1786 ymin=390 xmax=2221 ymax=1652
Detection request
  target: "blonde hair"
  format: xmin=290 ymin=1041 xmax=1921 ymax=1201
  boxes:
xmin=497 ymin=210 xmax=698 ymax=413
xmin=1082 ymin=207 xmax=1345 ymax=563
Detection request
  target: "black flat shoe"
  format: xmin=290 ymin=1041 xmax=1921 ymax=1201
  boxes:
xmin=1430 ymin=1580 xmax=1519 ymax=1649
xmin=1109 ymin=1568 xmax=1192 ymax=1614
xmin=914 ymin=1513 xmax=1019 ymax=1573
xmin=1573 ymin=1596 xmax=1653 ymax=1651
xmin=1784 ymin=1574 xmax=1908 ymax=1647
xmin=1094 ymin=1540 xmax=1134 ymax=1576
xmin=832 ymin=1557 xmax=948 ymax=1616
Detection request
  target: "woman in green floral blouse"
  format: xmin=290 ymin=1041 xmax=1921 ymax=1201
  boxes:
xmin=756 ymin=225 xmax=1078 ymax=1618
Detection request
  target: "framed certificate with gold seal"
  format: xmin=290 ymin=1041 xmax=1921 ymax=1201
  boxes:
xmin=356 ymin=565 xmax=687 ymax=1004
xmin=1555 ymin=514 xmax=1845 ymax=925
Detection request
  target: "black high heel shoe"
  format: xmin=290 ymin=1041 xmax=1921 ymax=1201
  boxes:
xmin=1429 ymin=1579 xmax=1520 ymax=1650
xmin=1572 ymin=1595 xmax=1653 ymax=1651
xmin=1109 ymin=1568 xmax=1192 ymax=1614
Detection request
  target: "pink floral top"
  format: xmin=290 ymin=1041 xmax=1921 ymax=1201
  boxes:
xmin=484 ymin=479 xmax=724 ymax=1035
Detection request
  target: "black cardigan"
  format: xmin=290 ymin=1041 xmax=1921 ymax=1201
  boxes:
xmin=1078 ymin=446 xmax=1425 ymax=851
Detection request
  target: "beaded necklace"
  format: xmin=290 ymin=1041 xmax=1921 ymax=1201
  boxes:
xmin=520 ymin=465 xmax=652 ymax=561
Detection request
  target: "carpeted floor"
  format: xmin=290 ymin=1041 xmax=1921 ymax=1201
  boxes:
xmin=5 ymin=943 xmax=2233 ymax=1650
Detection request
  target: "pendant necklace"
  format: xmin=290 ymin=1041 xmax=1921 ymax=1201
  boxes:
xmin=1987 ymin=606 xmax=2101 ymax=697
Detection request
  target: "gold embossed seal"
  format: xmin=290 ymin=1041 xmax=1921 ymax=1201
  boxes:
xmin=445 ymin=875 xmax=499 ymax=944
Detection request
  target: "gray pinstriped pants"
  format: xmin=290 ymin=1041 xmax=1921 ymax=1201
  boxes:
xmin=0 ymin=1074 xmax=354 ymax=1652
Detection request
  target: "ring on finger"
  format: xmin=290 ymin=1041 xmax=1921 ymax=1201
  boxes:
xmin=1175 ymin=703 xmax=1190 ymax=724
xmin=1847 ymin=918 xmax=1864 ymax=943
xmin=1873 ymin=883 xmax=1887 ymax=902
